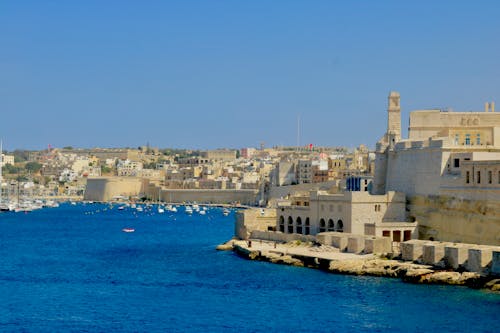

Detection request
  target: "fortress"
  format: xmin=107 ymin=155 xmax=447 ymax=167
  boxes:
xmin=272 ymin=92 xmax=499 ymax=247
xmin=374 ymin=92 xmax=500 ymax=245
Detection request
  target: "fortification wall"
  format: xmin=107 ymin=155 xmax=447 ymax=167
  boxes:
xmin=386 ymin=147 xmax=446 ymax=196
xmin=235 ymin=208 xmax=277 ymax=239
xmin=160 ymin=189 xmax=258 ymax=205
xmin=84 ymin=177 xmax=145 ymax=201
xmin=408 ymin=195 xmax=500 ymax=246
xmin=269 ymin=181 xmax=338 ymax=200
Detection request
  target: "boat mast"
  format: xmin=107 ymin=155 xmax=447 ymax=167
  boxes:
xmin=0 ymin=140 xmax=2 ymax=203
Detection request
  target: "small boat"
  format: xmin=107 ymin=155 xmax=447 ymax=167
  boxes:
xmin=122 ymin=228 xmax=135 ymax=233
xmin=222 ymin=208 xmax=230 ymax=216
xmin=118 ymin=206 xmax=125 ymax=210
xmin=185 ymin=206 xmax=193 ymax=214
xmin=158 ymin=206 xmax=165 ymax=214
xmin=199 ymin=210 xmax=206 ymax=215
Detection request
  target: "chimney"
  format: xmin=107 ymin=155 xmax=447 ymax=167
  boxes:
xmin=492 ymin=102 xmax=495 ymax=113
xmin=485 ymin=102 xmax=489 ymax=112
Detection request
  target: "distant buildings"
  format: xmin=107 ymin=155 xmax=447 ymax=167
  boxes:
xmin=0 ymin=154 xmax=14 ymax=166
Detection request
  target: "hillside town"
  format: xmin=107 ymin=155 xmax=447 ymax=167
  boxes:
xmin=0 ymin=143 xmax=373 ymax=206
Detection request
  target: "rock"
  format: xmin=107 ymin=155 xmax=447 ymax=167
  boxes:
xmin=484 ymin=279 xmax=500 ymax=292
xmin=216 ymin=240 xmax=234 ymax=251
xmin=402 ymin=268 xmax=435 ymax=283
xmin=329 ymin=259 xmax=365 ymax=275
xmin=423 ymin=271 xmax=465 ymax=285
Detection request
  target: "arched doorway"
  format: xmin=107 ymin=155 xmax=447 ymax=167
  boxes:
xmin=287 ymin=216 xmax=293 ymax=234
xmin=279 ymin=216 xmax=285 ymax=232
xmin=336 ymin=219 xmax=343 ymax=232
xmin=296 ymin=217 xmax=303 ymax=234
xmin=319 ymin=218 xmax=326 ymax=232
xmin=305 ymin=218 xmax=310 ymax=235
xmin=328 ymin=219 xmax=334 ymax=231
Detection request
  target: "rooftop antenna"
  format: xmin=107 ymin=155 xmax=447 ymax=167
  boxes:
xmin=296 ymin=114 xmax=300 ymax=152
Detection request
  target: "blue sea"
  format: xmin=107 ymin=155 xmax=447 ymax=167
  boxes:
xmin=0 ymin=203 xmax=498 ymax=332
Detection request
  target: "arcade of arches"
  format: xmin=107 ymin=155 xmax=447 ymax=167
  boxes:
xmin=279 ymin=215 xmax=343 ymax=235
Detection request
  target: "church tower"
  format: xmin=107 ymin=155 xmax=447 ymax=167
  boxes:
xmin=387 ymin=91 xmax=401 ymax=146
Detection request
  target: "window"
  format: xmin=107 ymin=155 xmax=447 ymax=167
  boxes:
xmin=453 ymin=158 xmax=460 ymax=168
xmin=476 ymin=134 xmax=481 ymax=145
xmin=466 ymin=171 xmax=470 ymax=184
xmin=465 ymin=134 xmax=471 ymax=145
xmin=477 ymin=171 xmax=481 ymax=184
xmin=454 ymin=134 xmax=459 ymax=145
xmin=488 ymin=170 xmax=492 ymax=184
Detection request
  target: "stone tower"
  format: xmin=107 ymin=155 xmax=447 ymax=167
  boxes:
xmin=373 ymin=91 xmax=402 ymax=194
xmin=387 ymin=91 xmax=401 ymax=146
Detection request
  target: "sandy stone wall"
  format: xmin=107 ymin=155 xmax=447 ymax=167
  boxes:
xmin=235 ymin=208 xmax=277 ymax=239
xmin=84 ymin=177 xmax=145 ymax=201
xmin=408 ymin=194 xmax=500 ymax=246
xmin=160 ymin=189 xmax=258 ymax=205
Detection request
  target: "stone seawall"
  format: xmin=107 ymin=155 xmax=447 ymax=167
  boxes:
xmin=160 ymin=189 xmax=258 ymax=205
xmin=408 ymin=194 xmax=500 ymax=246
xmin=218 ymin=239 xmax=500 ymax=291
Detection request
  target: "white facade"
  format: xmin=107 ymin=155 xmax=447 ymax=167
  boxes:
xmin=0 ymin=154 xmax=14 ymax=166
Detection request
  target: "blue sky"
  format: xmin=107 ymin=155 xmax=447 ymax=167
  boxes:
xmin=1 ymin=1 xmax=499 ymax=150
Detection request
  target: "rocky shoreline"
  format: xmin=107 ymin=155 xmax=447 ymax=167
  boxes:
xmin=217 ymin=239 xmax=500 ymax=292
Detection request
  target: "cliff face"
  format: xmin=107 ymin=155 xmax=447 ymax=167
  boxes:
xmin=408 ymin=195 xmax=500 ymax=246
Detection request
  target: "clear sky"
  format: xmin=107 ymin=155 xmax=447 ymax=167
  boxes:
xmin=1 ymin=1 xmax=499 ymax=151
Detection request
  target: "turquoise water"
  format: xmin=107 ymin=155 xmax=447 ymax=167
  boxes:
xmin=0 ymin=203 xmax=498 ymax=332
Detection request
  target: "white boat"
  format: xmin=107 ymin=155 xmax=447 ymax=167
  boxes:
xmin=199 ymin=210 xmax=206 ymax=215
xmin=122 ymin=228 xmax=135 ymax=233
xmin=136 ymin=206 xmax=143 ymax=212
xmin=185 ymin=206 xmax=193 ymax=214
xmin=158 ymin=205 xmax=165 ymax=214
xmin=223 ymin=208 xmax=230 ymax=216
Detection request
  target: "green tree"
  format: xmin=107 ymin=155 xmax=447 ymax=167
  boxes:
xmin=3 ymin=164 xmax=20 ymax=174
xmin=101 ymin=165 xmax=112 ymax=174
xmin=25 ymin=162 xmax=42 ymax=173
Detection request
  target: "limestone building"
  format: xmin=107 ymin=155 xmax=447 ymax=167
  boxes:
xmin=374 ymin=92 xmax=500 ymax=245
xmin=277 ymin=190 xmax=416 ymax=242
